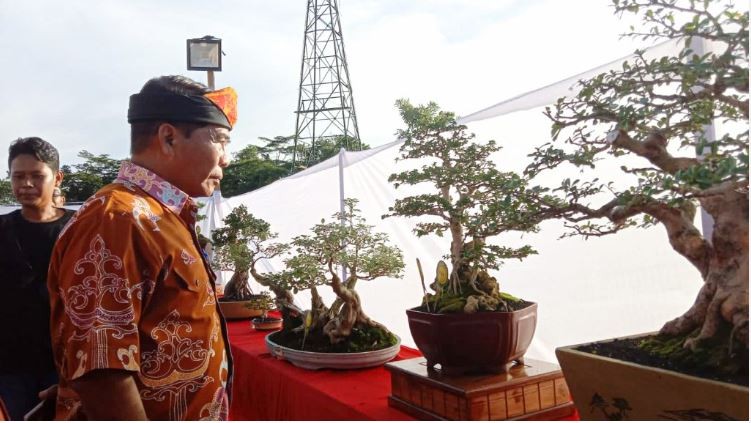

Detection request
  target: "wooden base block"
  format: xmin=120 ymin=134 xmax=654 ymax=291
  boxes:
xmin=386 ymin=358 xmax=575 ymax=420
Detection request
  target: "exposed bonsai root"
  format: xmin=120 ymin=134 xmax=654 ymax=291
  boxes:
xmin=661 ymin=267 xmax=749 ymax=351
xmin=463 ymin=294 xmax=500 ymax=313
xmin=355 ymin=310 xmax=388 ymax=331
xmin=684 ymin=292 xmax=728 ymax=350
xmin=323 ymin=301 xmax=358 ymax=344
xmin=466 ymin=268 xmax=486 ymax=296
xmin=449 ymin=270 xmax=461 ymax=296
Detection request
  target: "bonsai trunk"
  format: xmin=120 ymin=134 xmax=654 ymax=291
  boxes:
xmin=323 ymin=274 xmax=385 ymax=344
xmin=250 ymin=268 xmax=303 ymax=326
xmin=660 ymin=188 xmax=749 ymax=349
xmin=309 ymin=285 xmax=330 ymax=330
xmin=448 ymin=217 xmax=464 ymax=294
xmin=224 ymin=268 xmax=252 ymax=300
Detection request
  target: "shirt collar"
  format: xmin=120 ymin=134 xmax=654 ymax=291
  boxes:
xmin=115 ymin=161 xmax=191 ymax=215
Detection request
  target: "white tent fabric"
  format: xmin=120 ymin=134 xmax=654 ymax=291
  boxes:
xmin=0 ymin=205 xmax=18 ymax=214
xmin=457 ymin=37 xmax=724 ymax=124
xmin=199 ymin=39 xmax=712 ymax=363
xmin=197 ymin=189 xmax=237 ymax=286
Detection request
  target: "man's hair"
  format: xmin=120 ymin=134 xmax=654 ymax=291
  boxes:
xmin=130 ymin=75 xmax=211 ymax=154
xmin=8 ymin=137 xmax=60 ymax=172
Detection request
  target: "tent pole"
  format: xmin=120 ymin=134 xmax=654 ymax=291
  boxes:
xmin=690 ymin=37 xmax=715 ymax=243
xmin=338 ymin=147 xmax=348 ymax=281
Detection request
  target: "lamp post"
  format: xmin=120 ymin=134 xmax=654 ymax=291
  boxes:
xmin=187 ymin=35 xmax=222 ymax=90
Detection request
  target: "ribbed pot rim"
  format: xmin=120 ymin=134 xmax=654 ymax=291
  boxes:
xmin=407 ymin=302 xmax=537 ymax=316
xmin=266 ymin=331 xmax=401 ymax=357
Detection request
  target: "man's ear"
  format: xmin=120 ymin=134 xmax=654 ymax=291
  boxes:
xmin=156 ymin=123 xmax=180 ymax=156
xmin=54 ymin=170 xmax=64 ymax=187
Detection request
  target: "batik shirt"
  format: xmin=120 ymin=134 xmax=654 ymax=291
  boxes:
xmin=48 ymin=161 xmax=231 ymax=420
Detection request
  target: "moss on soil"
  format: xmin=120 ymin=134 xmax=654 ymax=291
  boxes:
xmin=269 ymin=323 xmax=398 ymax=353
xmin=576 ymin=323 xmax=748 ymax=386
xmin=416 ymin=292 xmax=532 ymax=313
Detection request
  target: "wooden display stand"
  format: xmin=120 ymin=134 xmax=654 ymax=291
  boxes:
xmin=386 ymin=358 xmax=575 ymax=420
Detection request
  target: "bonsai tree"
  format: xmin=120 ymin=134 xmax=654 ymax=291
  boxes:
xmin=385 ymin=100 xmax=563 ymax=313
xmin=525 ymin=0 xmax=747 ymax=359
xmin=210 ymin=205 xmax=279 ymax=311
xmin=276 ymin=199 xmax=405 ymax=351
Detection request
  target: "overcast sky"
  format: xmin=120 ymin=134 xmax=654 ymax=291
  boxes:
xmin=0 ymin=0 xmax=652 ymax=175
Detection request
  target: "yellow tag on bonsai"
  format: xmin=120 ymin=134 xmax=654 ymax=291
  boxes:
xmin=436 ymin=260 xmax=449 ymax=286
xmin=305 ymin=311 xmax=313 ymax=328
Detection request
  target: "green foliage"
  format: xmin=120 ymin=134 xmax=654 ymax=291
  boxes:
xmin=61 ymin=151 xmax=121 ymax=202
xmin=243 ymin=291 xmax=275 ymax=311
xmin=221 ymin=144 xmax=289 ymax=197
xmin=286 ymin=198 xmax=405 ymax=288
xmin=386 ymin=100 xmax=557 ymax=275
xmin=526 ymin=0 xmax=748 ymax=238
xmin=293 ymin=135 xmax=370 ymax=167
xmin=221 ymin=135 xmax=371 ymax=197
xmin=639 ymin=323 xmax=748 ymax=380
xmin=270 ymin=322 xmax=398 ymax=353
xmin=0 ymin=178 xmax=14 ymax=205
xmin=211 ymin=204 xmax=288 ymax=274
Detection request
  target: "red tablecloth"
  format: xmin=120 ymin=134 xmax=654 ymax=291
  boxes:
xmin=226 ymin=320 xmax=579 ymax=421
xmin=227 ymin=320 xmax=420 ymax=420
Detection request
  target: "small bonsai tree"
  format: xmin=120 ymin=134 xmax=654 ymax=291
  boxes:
xmin=278 ymin=199 xmax=405 ymax=351
xmin=525 ymin=0 xmax=747 ymax=359
xmin=210 ymin=205 xmax=279 ymax=311
xmin=385 ymin=100 xmax=562 ymax=313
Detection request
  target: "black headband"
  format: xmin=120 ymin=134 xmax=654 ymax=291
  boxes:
xmin=127 ymin=92 xmax=231 ymax=129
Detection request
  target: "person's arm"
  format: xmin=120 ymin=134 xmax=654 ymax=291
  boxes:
xmin=71 ymin=369 xmax=147 ymax=420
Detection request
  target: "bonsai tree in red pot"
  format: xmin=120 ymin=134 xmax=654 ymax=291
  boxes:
xmin=385 ymin=99 xmax=562 ymax=375
xmin=525 ymin=0 xmax=748 ymax=418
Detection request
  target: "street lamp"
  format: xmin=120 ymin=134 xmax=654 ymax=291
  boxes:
xmin=187 ymin=35 xmax=222 ymax=89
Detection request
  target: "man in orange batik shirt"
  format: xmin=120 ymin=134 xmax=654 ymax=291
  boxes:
xmin=48 ymin=75 xmax=237 ymax=420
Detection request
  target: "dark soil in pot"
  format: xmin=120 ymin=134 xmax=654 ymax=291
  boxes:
xmin=268 ymin=323 xmax=398 ymax=353
xmin=576 ymin=325 xmax=748 ymax=386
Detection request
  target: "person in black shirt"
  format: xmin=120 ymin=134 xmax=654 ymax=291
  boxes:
xmin=0 ymin=137 xmax=74 ymax=420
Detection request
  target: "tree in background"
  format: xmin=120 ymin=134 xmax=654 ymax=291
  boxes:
xmin=0 ymin=178 xmax=14 ymax=205
xmin=12 ymin=133 xmax=374 ymax=204
xmin=526 ymin=0 xmax=747 ymax=360
xmin=258 ymin=134 xmax=370 ymax=169
xmin=220 ymin=145 xmax=289 ymax=197
xmin=61 ymin=151 xmax=121 ymax=202
xmin=221 ymin=135 xmax=371 ymax=197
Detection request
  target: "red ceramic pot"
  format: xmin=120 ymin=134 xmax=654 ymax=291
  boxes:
xmin=406 ymin=302 xmax=537 ymax=376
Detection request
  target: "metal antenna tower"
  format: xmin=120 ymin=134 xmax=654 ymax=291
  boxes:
xmin=292 ymin=0 xmax=361 ymax=167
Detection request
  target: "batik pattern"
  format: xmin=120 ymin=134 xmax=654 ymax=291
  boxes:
xmin=49 ymin=161 xmax=229 ymax=420
xmin=132 ymin=196 xmax=161 ymax=231
xmin=116 ymin=160 xmax=188 ymax=214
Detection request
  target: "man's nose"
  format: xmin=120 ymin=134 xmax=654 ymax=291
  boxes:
xmin=219 ymin=151 xmax=230 ymax=168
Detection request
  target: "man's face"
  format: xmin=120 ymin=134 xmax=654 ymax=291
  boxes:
xmin=10 ymin=154 xmax=62 ymax=209
xmin=171 ymin=124 xmax=231 ymax=197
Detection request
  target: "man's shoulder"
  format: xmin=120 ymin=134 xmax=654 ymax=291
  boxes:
xmin=60 ymin=182 xmax=172 ymax=241
xmin=82 ymin=183 xmax=163 ymax=215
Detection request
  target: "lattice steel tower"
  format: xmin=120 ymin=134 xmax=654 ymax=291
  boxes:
xmin=292 ymin=0 xmax=361 ymax=167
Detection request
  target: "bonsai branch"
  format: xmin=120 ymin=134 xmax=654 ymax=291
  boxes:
xmin=607 ymin=130 xmax=699 ymax=175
